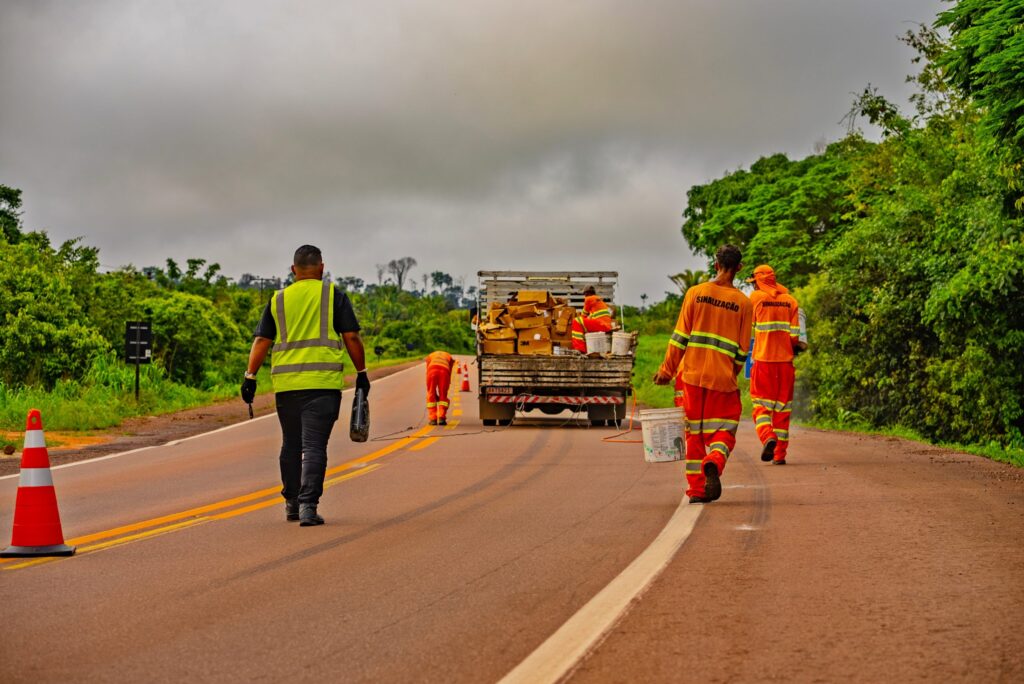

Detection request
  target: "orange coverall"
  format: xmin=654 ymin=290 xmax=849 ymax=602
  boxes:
xmin=658 ymin=282 xmax=753 ymax=498
xmin=748 ymin=266 xmax=800 ymax=462
xmin=424 ymin=351 xmax=455 ymax=422
xmin=583 ymin=294 xmax=614 ymax=332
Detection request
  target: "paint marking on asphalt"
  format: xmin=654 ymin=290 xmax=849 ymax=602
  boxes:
xmin=444 ymin=419 xmax=460 ymax=431
xmin=409 ymin=436 xmax=440 ymax=452
xmin=0 ymin=362 xmax=423 ymax=481
xmin=2 ymin=466 xmax=385 ymax=571
xmin=0 ymin=424 xmax=425 ymax=569
xmin=498 ymin=497 xmax=703 ymax=684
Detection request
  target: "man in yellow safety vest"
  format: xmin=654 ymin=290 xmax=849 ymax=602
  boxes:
xmin=242 ymin=245 xmax=369 ymax=526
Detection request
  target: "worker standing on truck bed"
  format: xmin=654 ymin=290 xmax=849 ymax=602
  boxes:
xmin=424 ymin=351 xmax=455 ymax=426
xmin=747 ymin=265 xmax=802 ymax=465
xmin=653 ymin=245 xmax=752 ymax=504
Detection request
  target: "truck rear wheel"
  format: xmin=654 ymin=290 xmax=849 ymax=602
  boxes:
xmin=497 ymin=419 xmax=513 ymax=427
xmin=483 ymin=419 xmax=496 ymax=427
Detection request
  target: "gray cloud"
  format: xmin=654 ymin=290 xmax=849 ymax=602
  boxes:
xmin=0 ymin=0 xmax=944 ymax=303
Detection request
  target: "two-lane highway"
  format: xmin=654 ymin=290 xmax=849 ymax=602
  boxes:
xmin=0 ymin=360 xmax=686 ymax=682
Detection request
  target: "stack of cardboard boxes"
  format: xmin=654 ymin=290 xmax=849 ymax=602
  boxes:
xmin=478 ymin=290 xmax=577 ymax=355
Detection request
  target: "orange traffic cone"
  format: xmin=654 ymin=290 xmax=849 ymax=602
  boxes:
xmin=461 ymin=362 xmax=471 ymax=392
xmin=1 ymin=409 xmax=75 ymax=557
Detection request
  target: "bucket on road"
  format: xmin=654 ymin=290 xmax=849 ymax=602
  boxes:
xmin=584 ymin=332 xmax=610 ymax=354
xmin=611 ymin=332 xmax=633 ymax=356
xmin=639 ymin=407 xmax=685 ymax=463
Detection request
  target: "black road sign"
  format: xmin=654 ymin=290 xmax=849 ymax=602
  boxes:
xmin=125 ymin=321 xmax=153 ymax=363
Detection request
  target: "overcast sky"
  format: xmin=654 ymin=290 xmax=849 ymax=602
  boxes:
xmin=0 ymin=0 xmax=944 ymax=304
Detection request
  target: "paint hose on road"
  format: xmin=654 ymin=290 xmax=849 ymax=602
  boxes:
xmin=602 ymin=386 xmax=643 ymax=444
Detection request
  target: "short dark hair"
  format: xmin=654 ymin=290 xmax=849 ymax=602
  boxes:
xmin=293 ymin=245 xmax=323 ymax=268
xmin=583 ymin=285 xmax=596 ymax=296
xmin=715 ymin=244 xmax=742 ymax=272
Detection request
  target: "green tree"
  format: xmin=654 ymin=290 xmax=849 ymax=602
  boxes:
xmin=0 ymin=184 xmax=24 ymax=244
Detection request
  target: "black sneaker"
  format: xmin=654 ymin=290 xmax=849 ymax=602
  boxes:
xmin=760 ymin=439 xmax=777 ymax=462
xmin=689 ymin=495 xmax=713 ymax=504
xmin=299 ymin=503 xmax=324 ymax=526
xmin=285 ymin=499 xmax=300 ymax=522
xmin=772 ymin=458 xmax=787 ymax=466
xmin=703 ymin=462 xmax=722 ymax=501
xmin=428 ymin=419 xmax=438 ymax=426
xmin=438 ymin=418 xmax=447 ymax=426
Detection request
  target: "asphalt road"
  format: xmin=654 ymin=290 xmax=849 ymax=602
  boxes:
xmin=2 ymin=359 xmax=1022 ymax=683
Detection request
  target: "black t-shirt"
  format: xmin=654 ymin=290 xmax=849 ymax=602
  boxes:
xmin=253 ymin=285 xmax=360 ymax=339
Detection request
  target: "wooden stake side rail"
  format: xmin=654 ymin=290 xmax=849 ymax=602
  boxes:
xmin=479 ymin=355 xmax=633 ymax=389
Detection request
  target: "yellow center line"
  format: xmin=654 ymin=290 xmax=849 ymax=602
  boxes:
xmin=1 ymin=428 xmax=433 ymax=568
xmin=408 ymin=436 xmax=440 ymax=452
xmin=445 ymin=419 xmax=460 ymax=431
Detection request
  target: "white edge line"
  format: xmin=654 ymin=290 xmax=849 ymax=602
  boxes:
xmin=0 ymin=362 xmax=423 ymax=481
xmin=499 ymin=497 xmax=702 ymax=684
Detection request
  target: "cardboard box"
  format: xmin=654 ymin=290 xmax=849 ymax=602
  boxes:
xmin=482 ymin=339 xmax=516 ymax=355
xmin=508 ymin=303 xmax=541 ymax=319
xmin=552 ymin=306 xmax=576 ymax=335
xmin=550 ymin=327 xmax=573 ymax=345
xmin=517 ymin=326 xmax=553 ymax=355
xmin=479 ymin=322 xmax=517 ymax=341
xmin=512 ymin=310 xmax=552 ymax=330
xmin=517 ymin=290 xmax=557 ymax=309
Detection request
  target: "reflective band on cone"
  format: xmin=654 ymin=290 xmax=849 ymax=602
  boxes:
xmin=1 ymin=409 xmax=76 ymax=558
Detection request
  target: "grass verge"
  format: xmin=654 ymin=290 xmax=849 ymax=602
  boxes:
xmin=0 ymin=354 xmax=419 ymax=445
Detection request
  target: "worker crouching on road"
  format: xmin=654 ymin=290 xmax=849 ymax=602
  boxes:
xmin=242 ymin=245 xmax=370 ymax=527
xmin=653 ymin=245 xmax=753 ymax=504
xmin=747 ymin=265 xmax=803 ymax=465
xmin=425 ymin=351 xmax=455 ymax=426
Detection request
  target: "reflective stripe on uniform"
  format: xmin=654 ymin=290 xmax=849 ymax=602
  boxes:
xmin=19 ymin=468 xmax=54 ymax=487
xmin=438 ymin=401 xmax=450 ymax=407
xmin=754 ymin=321 xmax=791 ymax=333
xmin=271 ymin=362 xmax=345 ymax=375
xmin=754 ymin=414 xmax=772 ymax=427
xmin=589 ymin=308 xmax=611 ymax=319
xmin=776 ymin=429 xmax=789 ymax=441
xmin=669 ymin=329 xmax=689 ymax=350
xmin=709 ymin=441 xmax=730 ymax=458
xmin=686 ymin=418 xmax=739 ymax=434
xmin=426 ymin=402 xmax=437 ymax=408
xmin=687 ymin=331 xmax=739 ymax=358
xmin=752 ymin=398 xmax=792 ymax=413
xmin=684 ymin=459 xmax=703 ymax=473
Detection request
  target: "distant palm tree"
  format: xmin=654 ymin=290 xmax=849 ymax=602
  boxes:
xmin=668 ymin=269 xmax=710 ymax=295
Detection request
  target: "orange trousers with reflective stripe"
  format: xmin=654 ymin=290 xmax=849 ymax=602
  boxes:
xmin=750 ymin=361 xmax=794 ymax=460
xmin=682 ymin=383 xmax=741 ymax=498
xmin=426 ymin=368 xmax=452 ymax=421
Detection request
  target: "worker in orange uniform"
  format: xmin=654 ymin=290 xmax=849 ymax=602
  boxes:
xmin=653 ymin=245 xmax=753 ymax=503
xmin=747 ymin=265 xmax=802 ymax=465
xmin=424 ymin=351 xmax=456 ymax=426
xmin=582 ymin=285 xmax=614 ymax=332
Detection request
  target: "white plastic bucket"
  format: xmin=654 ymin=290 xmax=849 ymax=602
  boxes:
xmin=584 ymin=332 xmax=610 ymax=354
xmin=611 ymin=332 xmax=632 ymax=356
xmin=639 ymin=407 xmax=686 ymax=463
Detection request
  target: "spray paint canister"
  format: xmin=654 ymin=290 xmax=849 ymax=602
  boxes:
xmin=350 ymin=386 xmax=369 ymax=442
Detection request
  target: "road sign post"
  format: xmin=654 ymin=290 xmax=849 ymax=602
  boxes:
xmin=125 ymin=321 xmax=153 ymax=401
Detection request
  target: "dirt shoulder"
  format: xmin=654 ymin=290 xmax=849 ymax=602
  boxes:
xmin=0 ymin=361 xmax=420 ymax=476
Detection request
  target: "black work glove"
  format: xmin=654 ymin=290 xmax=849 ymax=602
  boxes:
xmin=356 ymin=371 xmax=371 ymax=396
xmin=241 ymin=377 xmax=257 ymax=404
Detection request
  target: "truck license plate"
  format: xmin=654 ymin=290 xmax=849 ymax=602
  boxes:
xmin=485 ymin=387 xmax=514 ymax=395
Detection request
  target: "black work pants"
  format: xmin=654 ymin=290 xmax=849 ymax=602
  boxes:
xmin=276 ymin=389 xmax=341 ymax=504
